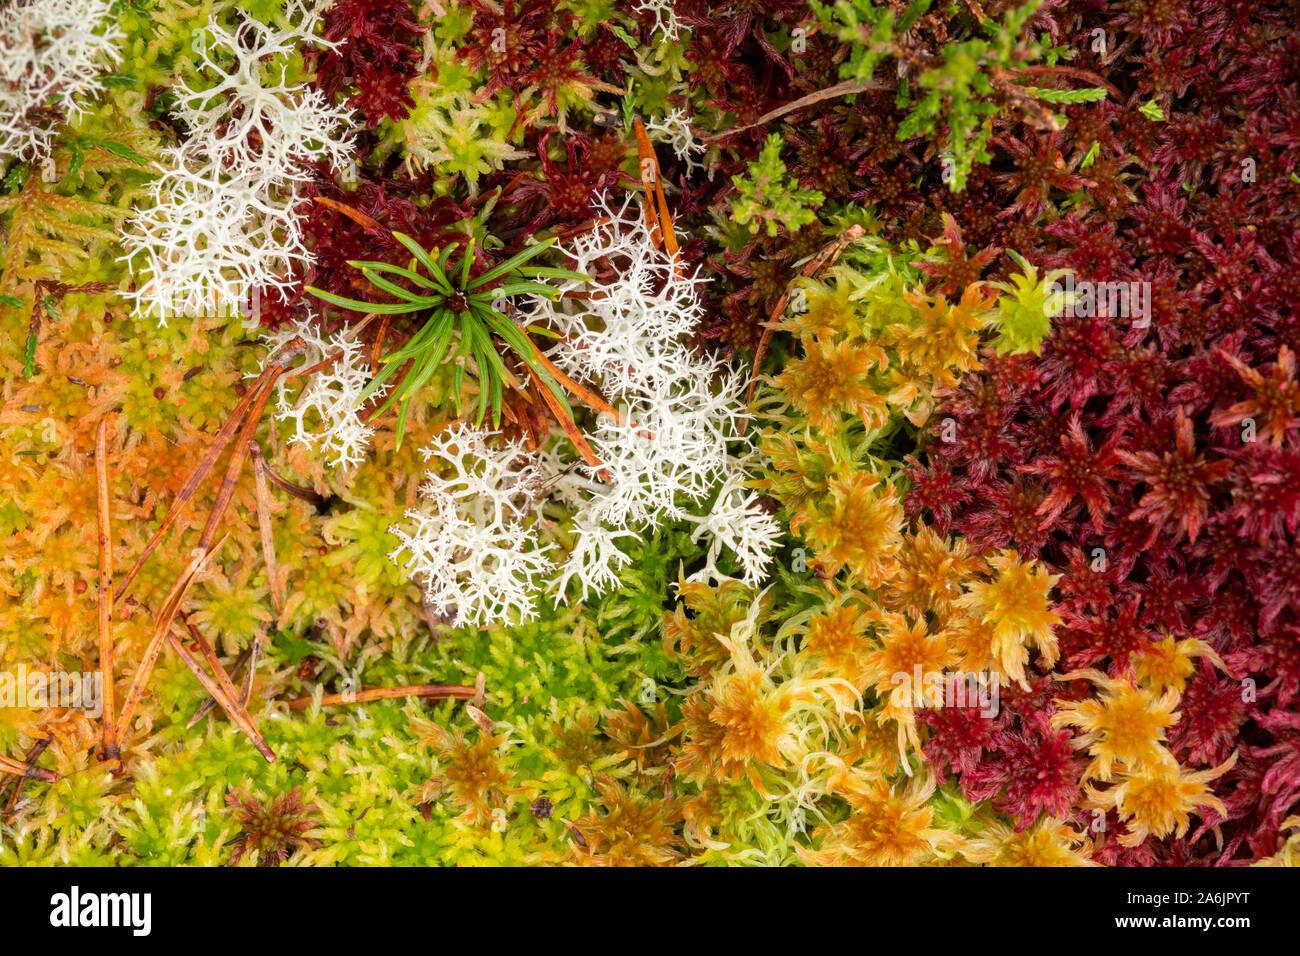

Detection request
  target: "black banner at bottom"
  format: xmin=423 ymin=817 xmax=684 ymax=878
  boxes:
xmin=0 ymin=864 xmax=1288 ymax=943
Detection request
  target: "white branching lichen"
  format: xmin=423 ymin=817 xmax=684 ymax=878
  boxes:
xmin=390 ymin=425 xmax=554 ymax=628
xmin=582 ymin=367 xmax=748 ymax=529
xmin=534 ymin=198 xmax=777 ymax=592
xmin=389 ymin=198 xmax=780 ymax=625
xmin=262 ymin=316 xmax=381 ymax=469
xmin=552 ymin=515 xmax=637 ymax=603
xmin=634 ymin=0 xmax=683 ymax=42
xmin=125 ymin=158 xmax=315 ymax=323
xmin=171 ymin=10 xmax=351 ymax=182
xmin=122 ymin=4 xmax=354 ymax=323
xmin=684 ymin=477 xmax=783 ymax=586
xmin=646 ymin=109 xmax=706 ymax=178
xmin=0 ymin=0 xmax=123 ymax=164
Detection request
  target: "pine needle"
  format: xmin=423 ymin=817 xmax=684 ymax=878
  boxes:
xmin=95 ymin=416 xmax=119 ymax=764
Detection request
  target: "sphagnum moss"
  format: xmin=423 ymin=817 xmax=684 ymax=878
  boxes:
xmin=0 ymin=0 xmax=1290 ymax=869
